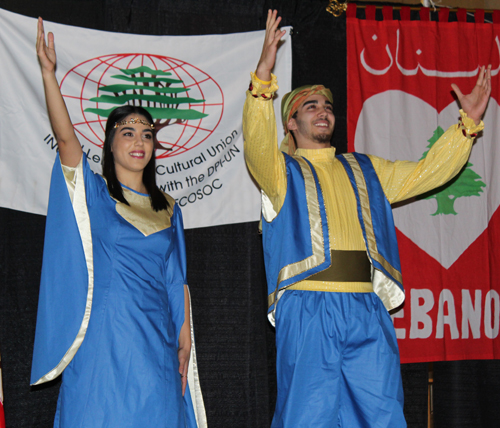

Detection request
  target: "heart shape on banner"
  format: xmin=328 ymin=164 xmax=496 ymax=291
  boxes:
xmin=354 ymin=90 xmax=500 ymax=269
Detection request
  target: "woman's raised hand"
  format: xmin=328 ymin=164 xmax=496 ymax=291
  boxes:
xmin=36 ymin=17 xmax=56 ymax=73
xmin=36 ymin=17 xmax=82 ymax=167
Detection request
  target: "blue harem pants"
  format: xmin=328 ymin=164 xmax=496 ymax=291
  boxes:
xmin=272 ymin=290 xmax=406 ymax=428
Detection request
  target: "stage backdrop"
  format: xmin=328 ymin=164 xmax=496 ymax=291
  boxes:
xmin=347 ymin=5 xmax=500 ymax=363
xmin=0 ymin=8 xmax=292 ymax=229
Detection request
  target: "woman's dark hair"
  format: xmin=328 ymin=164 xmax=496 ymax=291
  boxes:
xmin=102 ymin=105 xmax=169 ymax=212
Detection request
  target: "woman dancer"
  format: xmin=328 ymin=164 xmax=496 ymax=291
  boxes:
xmin=31 ymin=18 xmax=205 ymax=428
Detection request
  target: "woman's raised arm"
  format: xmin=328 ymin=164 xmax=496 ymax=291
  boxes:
xmin=37 ymin=17 xmax=82 ymax=167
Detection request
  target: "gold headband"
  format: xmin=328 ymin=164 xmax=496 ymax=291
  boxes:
xmin=114 ymin=118 xmax=155 ymax=129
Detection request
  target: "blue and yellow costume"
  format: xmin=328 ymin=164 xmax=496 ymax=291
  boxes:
xmin=243 ymin=73 xmax=482 ymax=427
xmin=31 ymin=156 xmax=206 ymax=428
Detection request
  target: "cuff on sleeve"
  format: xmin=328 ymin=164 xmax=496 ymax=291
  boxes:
xmin=459 ymin=109 xmax=484 ymax=138
xmin=248 ymin=71 xmax=279 ymax=99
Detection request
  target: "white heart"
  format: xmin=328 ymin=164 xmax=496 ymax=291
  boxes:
xmin=354 ymin=91 xmax=500 ymax=269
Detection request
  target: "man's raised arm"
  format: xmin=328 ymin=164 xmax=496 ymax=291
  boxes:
xmin=243 ymin=10 xmax=288 ymax=212
xmin=373 ymin=65 xmax=492 ymax=204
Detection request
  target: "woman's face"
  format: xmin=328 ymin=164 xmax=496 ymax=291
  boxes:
xmin=111 ymin=114 xmax=154 ymax=177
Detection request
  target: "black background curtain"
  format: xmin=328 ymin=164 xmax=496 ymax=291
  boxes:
xmin=0 ymin=1 xmax=499 ymax=427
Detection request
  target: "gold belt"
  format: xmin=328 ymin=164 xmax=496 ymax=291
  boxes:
xmin=286 ymin=250 xmax=373 ymax=293
xmin=308 ymin=249 xmax=372 ymax=282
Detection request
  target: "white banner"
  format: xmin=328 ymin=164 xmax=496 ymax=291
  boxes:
xmin=0 ymin=8 xmax=292 ymax=229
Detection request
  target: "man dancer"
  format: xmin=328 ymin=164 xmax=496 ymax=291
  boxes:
xmin=243 ymin=10 xmax=491 ymax=428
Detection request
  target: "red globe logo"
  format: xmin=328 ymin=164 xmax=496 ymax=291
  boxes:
xmin=60 ymin=53 xmax=224 ymax=159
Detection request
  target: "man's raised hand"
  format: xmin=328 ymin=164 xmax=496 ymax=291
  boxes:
xmin=451 ymin=65 xmax=492 ymax=125
xmin=255 ymin=10 xmax=286 ymax=84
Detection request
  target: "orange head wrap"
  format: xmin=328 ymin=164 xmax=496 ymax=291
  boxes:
xmin=279 ymin=84 xmax=333 ymax=155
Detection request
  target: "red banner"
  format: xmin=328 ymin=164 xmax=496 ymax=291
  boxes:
xmin=347 ymin=6 xmax=500 ymax=363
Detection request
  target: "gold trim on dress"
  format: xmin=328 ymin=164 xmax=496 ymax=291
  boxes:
xmin=33 ymin=159 xmax=95 ymax=385
xmin=186 ymin=286 xmax=208 ymax=428
xmin=116 ymin=189 xmax=174 ymax=236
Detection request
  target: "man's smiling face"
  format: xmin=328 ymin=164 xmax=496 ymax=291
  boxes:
xmin=287 ymin=94 xmax=335 ymax=149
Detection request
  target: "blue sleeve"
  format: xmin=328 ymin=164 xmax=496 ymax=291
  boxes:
xmin=164 ymin=204 xmax=188 ymax=344
xmin=31 ymin=155 xmax=91 ymax=384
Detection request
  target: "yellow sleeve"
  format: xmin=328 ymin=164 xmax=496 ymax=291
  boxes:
xmin=369 ymin=110 xmax=484 ymax=204
xmin=242 ymin=72 xmax=287 ymax=213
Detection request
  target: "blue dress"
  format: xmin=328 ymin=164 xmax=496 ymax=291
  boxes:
xmin=31 ymin=156 xmax=201 ymax=427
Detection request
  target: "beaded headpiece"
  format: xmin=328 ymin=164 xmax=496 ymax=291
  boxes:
xmin=114 ymin=118 xmax=155 ymax=129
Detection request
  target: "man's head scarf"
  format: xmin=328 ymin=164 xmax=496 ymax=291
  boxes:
xmin=279 ymin=84 xmax=333 ymax=155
